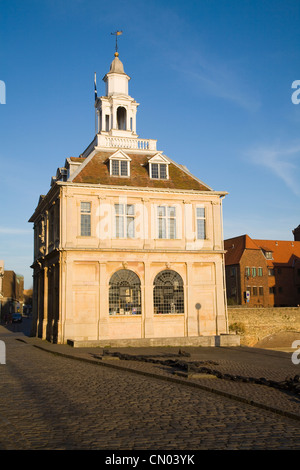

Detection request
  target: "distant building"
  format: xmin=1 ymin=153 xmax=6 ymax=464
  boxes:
xmin=0 ymin=270 xmax=24 ymax=320
xmin=23 ymin=289 xmax=33 ymax=315
xmin=224 ymin=233 xmax=300 ymax=307
xmin=0 ymin=261 xmax=4 ymax=319
xmin=29 ymin=51 xmax=229 ymax=345
xmin=293 ymin=224 xmax=300 ymax=242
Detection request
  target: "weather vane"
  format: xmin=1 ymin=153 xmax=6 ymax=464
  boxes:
xmin=111 ymin=30 xmax=123 ymax=54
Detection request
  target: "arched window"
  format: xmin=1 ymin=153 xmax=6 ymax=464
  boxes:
xmin=109 ymin=269 xmax=141 ymax=315
xmin=153 ymin=270 xmax=184 ymax=314
xmin=117 ymin=106 xmax=127 ymax=130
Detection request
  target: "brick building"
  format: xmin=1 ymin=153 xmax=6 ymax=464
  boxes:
xmin=224 ymin=233 xmax=300 ymax=307
xmin=0 ymin=269 xmax=24 ymax=320
xmin=0 ymin=261 xmax=3 ymax=319
xmin=293 ymin=224 xmax=300 ymax=242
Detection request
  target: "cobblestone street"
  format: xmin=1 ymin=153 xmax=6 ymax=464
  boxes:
xmin=0 ymin=320 xmax=300 ymax=451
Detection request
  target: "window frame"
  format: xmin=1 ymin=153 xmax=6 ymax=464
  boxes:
xmin=230 ymin=267 xmax=236 ymax=277
xmin=114 ymin=203 xmax=135 ymax=239
xmin=196 ymin=206 xmax=206 ymax=240
xmin=109 ymin=269 xmax=141 ymax=316
xmin=80 ymin=201 xmax=91 ymax=237
xmin=150 ymin=162 xmax=168 ymax=180
xmin=264 ymin=251 xmax=273 ymax=259
xmin=110 ymin=159 xmax=130 ymax=177
xmin=157 ymin=205 xmax=177 ymax=239
xmin=153 ymin=270 xmax=184 ymax=315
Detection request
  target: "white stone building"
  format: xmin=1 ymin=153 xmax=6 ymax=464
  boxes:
xmin=29 ymin=52 xmax=237 ymax=346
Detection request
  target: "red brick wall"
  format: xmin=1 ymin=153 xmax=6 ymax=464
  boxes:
xmin=239 ymin=249 xmax=269 ymax=307
xmin=293 ymin=225 xmax=300 ymax=241
xmin=226 ymin=250 xmax=300 ymax=307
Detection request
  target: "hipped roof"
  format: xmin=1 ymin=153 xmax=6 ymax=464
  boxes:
xmin=71 ymin=151 xmax=212 ymax=191
xmin=225 ymin=234 xmax=300 ymax=267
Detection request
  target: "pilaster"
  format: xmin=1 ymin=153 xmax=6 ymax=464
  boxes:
xmin=143 ymin=261 xmax=154 ymax=338
xmin=43 ymin=266 xmax=48 ymax=340
xmin=186 ymin=262 xmax=198 ymax=336
xmin=99 ymin=262 xmax=109 ymax=339
xmin=214 ymin=259 xmax=227 ymax=334
xmin=212 ymin=200 xmax=221 ymax=250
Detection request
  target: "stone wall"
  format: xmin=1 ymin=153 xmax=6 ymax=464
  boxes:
xmin=228 ymin=306 xmax=300 ymax=346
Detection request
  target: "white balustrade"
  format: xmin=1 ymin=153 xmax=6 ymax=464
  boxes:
xmin=96 ymin=134 xmax=156 ymax=151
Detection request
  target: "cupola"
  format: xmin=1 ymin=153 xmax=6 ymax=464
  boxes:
xmin=103 ymin=52 xmax=130 ymax=96
xmin=95 ymin=52 xmax=139 ymax=137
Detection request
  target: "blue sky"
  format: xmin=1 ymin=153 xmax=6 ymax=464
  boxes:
xmin=0 ymin=0 xmax=300 ymax=288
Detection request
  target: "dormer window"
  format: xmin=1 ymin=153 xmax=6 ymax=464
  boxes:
xmin=151 ymin=163 xmax=167 ymax=179
xmin=148 ymin=153 xmax=170 ymax=180
xmin=111 ymin=159 xmax=129 ymax=176
xmin=262 ymin=250 xmax=273 ymax=260
xmin=109 ymin=150 xmax=131 ymax=177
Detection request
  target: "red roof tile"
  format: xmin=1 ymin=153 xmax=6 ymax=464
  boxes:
xmin=224 ymin=235 xmax=260 ymax=265
xmin=225 ymin=235 xmax=300 ymax=267
xmin=253 ymin=239 xmax=300 ymax=267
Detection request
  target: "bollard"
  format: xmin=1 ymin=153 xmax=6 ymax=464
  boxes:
xmin=0 ymin=340 xmax=6 ymax=364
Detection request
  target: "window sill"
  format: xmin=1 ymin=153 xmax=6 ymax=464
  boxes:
xmin=113 ymin=237 xmax=136 ymax=240
xmin=109 ymin=313 xmax=141 ymax=317
xmin=150 ymin=178 xmax=168 ymax=181
xmin=155 ymin=238 xmax=179 ymax=241
xmin=110 ymin=175 xmax=130 ymax=178
xmin=76 ymin=236 xmax=96 ymax=239
xmin=154 ymin=313 xmax=184 ymax=316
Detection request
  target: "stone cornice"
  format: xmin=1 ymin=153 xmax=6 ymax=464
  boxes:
xmin=55 ymin=181 xmax=228 ymax=197
xmin=59 ymin=247 xmax=226 ymax=255
xmin=28 ymin=185 xmax=61 ymax=223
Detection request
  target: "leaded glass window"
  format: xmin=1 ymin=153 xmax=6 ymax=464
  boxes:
xmin=120 ymin=160 xmax=128 ymax=176
xmin=109 ymin=269 xmax=141 ymax=315
xmin=150 ymin=163 xmax=167 ymax=179
xmin=159 ymin=164 xmax=167 ymax=179
xmin=153 ymin=270 xmax=184 ymax=315
xmin=111 ymin=159 xmax=129 ymax=176
xmin=151 ymin=163 xmax=159 ymax=179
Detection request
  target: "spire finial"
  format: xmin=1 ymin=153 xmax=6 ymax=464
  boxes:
xmin=111 ymin=30 xmax=123 ymax=55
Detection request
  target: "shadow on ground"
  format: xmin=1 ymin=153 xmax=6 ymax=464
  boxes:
xmin=254 ymin=331 xmax=300 ymax=351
